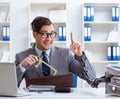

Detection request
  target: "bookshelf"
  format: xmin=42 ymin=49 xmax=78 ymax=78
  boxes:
xmin=0 ymin=3 xmax=10 ymax=62
xmin=82 ymin=0 xmax=120 ymax=87
xmin=28 ymin=1 xmax=68 ymax=48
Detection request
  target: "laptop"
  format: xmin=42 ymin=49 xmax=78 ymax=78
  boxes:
xmin=0 ymin=62 xmax=30 ymax=97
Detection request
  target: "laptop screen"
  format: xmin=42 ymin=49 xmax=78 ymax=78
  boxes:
xmin=0 ymin=62 xmax=18 ymax=96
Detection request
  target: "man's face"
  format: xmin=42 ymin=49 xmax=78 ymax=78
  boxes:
xmin=33 ymin=24 xmax=55 ymax=51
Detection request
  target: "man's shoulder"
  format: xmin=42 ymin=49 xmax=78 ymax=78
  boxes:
xmin=52 ymin=46 xmax=72 ymax=55
xmin=16 ymin=48 xmax=34 ymax=55
xmin=52 ymin=46 xmax=69 ymax=51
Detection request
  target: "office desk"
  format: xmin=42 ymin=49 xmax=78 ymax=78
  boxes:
xmin=0 ymin=88 xmax=119 ymax=99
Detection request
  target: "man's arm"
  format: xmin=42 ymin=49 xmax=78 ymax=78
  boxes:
xmin=69 ymin=32 xmax=96 ymax=86
xmin=74 ymin=52 xmax=96 ymax=84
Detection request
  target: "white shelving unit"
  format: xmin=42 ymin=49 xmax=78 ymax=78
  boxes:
xmin=28 ymin=1 xmax=68 ymax=48
xmin=81 ymin=0 xmax=120 ymax=87
xmin=0 ymin=3 xmax=10 ymax=62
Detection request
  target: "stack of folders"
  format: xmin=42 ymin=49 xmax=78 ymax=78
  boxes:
xmin=84 ymin=6 xmax=94 ymax=21
xmin=84 ymin=26 xmax=91 ymax=41
xmin=106 ymin=64 xmax=120 ymax=75
xmin=2 ymin=26 xmax=10 ymax=41
xmin=112 ymin=6 xmax=119 ymax=21
xmin=105 ymin=64 xmax=120 ymax=96
xmin=107 ymin=46 xmax=120 ymax=61
xmin=58 ymin=26 xmax=66 ymax=41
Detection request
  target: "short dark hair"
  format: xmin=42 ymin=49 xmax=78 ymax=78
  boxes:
xmin=31 ymin=16 xmax=53 ymax=32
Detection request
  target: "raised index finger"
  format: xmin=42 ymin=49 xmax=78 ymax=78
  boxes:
xmin=70 ymin=32 xmax=74 ymax=44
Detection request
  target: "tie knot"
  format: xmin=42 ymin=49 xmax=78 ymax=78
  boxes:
xmin=42 ymin=52 xmax=46 ymax=56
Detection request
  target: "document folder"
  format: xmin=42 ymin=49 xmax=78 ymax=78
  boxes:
xmin=25 ymin=74 xmax=74 ymax=87
xmin=27 ymin=85 xmax=55 ymax=92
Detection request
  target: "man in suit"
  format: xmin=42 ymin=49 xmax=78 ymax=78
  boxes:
xmin=15 ymin=16 xmax=96 ymax=87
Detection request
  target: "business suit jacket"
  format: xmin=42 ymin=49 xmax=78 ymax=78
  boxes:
xmin=15 ymin=46 xmax=96 ymax=87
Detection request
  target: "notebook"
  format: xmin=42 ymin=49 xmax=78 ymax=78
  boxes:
xmin=0 ymin=62 xmax=30 ymax=97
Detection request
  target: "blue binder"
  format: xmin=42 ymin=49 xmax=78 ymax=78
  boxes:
xmin=116 ymin=46 xmax=120 ymax=60
xmin=84 ymin=26 xmax=88 ymax=41
xmin=115 ymin=6 xmax=119 ymax=21
xmin=112 ymin=6 xmax=119 ymax=21
xmin=87 ymin=6 xmax=91 ymax=21
xmin=58 ymin=26 xmax=63 ymax=41
xmin=6 ymin=26 xmax=10 ymax=41
xmin=2 ymin=26 xmax=10 ymax=41
xmin=2 ymin=26 xmax=7 ymax=41
xmin=112 ymin=46 xmax=116 ymax=60
xmin=73 ymin=74 xmax=77 ymax=88
xmin=90 ymin=6 xmax=94 ymax=21
xmin=62 ymin=26 xmax=66 ymax=41
xmin=112 ymin=7 xmax=116 ymax=21
xmin=87 ymin=26 xmax=91 ymax=41
xmin=107 ymin=46 xmax=112 ymax=61
xmin=84 ymin=6 xmax=87 ymax=21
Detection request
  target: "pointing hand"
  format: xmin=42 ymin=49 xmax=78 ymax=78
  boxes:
xmin=70 ymin=32 xmax=83 ymax=56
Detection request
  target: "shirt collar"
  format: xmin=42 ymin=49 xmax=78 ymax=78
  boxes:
xmin=35 ymin=46 xmax=51 ymax=57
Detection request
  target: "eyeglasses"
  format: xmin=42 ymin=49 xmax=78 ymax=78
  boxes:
xmin=37 ymin=31 xmax=57 ymax=38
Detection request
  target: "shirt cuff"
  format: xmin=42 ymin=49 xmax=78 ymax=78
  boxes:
xmin=75 ymin=51 xmax=87 ymax=62
xmin=19 ymin=64 xmax=26 ymax=73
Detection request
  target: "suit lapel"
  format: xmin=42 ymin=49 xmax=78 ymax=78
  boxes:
xmin=29 ymin=48 xmax=44 ymax=76
xmin=50 ymin=47 xmax=60 ymax=75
